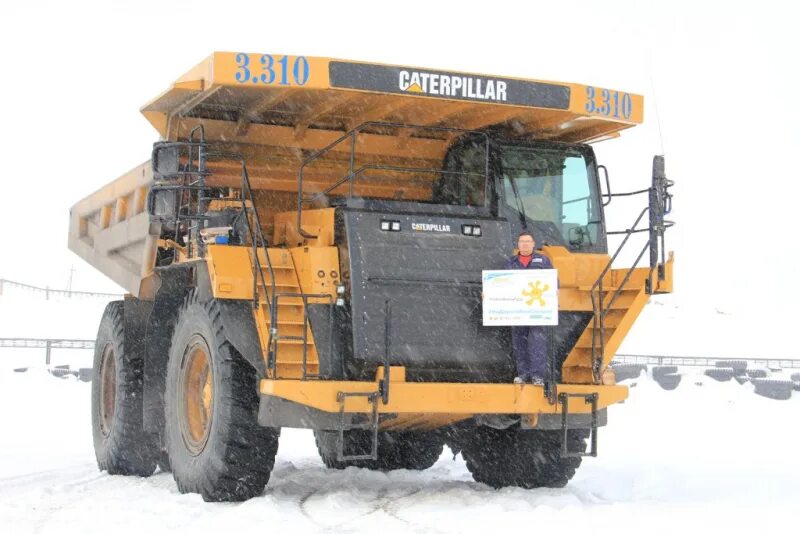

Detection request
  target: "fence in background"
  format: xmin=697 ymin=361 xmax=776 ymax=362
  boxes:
xmin=0 ymin=338 xmax=95 ymax=365
xmin=3 ymin=339 xmax=800 ymax=370
xmin=0 ymin=278 xmax=123 ymax=300
xmin=615 ymin=354 xmax=800 ymax=369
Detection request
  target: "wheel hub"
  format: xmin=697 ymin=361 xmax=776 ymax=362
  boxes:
xmin=98 ymin=344 xmax=116 ymax=438
xmin=178 ymin=336 xmax=214 ymax=456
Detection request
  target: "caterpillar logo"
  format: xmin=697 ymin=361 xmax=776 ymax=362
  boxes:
xmin=329 ymin=61 xmax=571 ymax=110
xmin=411 ymin=222 xmax=451 ymax=233
xmin=399 ymin=70 xmax=508 ymax=102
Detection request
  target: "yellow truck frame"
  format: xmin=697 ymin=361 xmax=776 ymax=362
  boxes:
xmin=69 ymin=52 xmax=674 ymax=501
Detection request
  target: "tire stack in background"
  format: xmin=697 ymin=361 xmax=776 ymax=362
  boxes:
xmin=652 ymin=366 xmax=681 ymax=390
xmin=610 ymin=359 xmax=798 ymax=401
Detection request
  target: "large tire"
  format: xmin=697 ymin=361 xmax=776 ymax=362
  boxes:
xmin=751 ymin=378 xmax=794 ymax=400
xmin=746 ymin=369 xmax=768 ymax=379
xmin=715 ymin=360 xmax=748 ymax=371
xmin=610 ymin=363 xmax=646 ymax=382
xmin=164 ymin=292 xmax=279 ymax=502
xmin=652 ymin=365 xmax=678 ymax=379
xmin=314 ymin=429 xmax=444 ymax=471
xmin=655 ymin=373 xmax=682 ymax=390
xmin=704 ymin=367 xmax=734 ymax=381
xmin=460 ymin=426 xmax=587 ymax=489
xmin=91 ymin=301 xmax=158 ymax=477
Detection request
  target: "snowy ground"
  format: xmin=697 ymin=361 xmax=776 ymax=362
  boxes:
xmin=0 ymin=366 xmax=797 ymax=534
xmin=1 ymin=290 xmax=798 ymax=532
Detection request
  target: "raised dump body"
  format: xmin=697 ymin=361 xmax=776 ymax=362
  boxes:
xmin=70 ymin=52 xmax=674 ymax=502
xmin=69 ymin=163 xmax=156 ymax=297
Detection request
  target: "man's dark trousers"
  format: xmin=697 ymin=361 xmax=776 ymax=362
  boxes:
xmin=511 ymin=326 xmax=547 ymax=379
xmin=505 ymin=252 xmax=554 ymax=380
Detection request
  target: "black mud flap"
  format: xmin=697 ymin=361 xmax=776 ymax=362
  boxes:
xmin=216 ymin=300 xmax=266 ymax=377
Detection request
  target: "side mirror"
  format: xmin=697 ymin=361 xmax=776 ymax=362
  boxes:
xmin=568 ymin=225 xmax=592 ymax=246
xmin=652 ymin=155 xmax=665 ymax=181
xmin=147 ymin=186 xmax=178 ymax=222
xmin=597 ymin=164 xmax=611 ymax=206
xmin=152 ymin=142 xmax=180 ymax=181
xmin=652 ymin=155 xmax=673 ymax=215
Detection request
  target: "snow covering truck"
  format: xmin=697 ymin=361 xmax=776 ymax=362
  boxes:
xmin=68 ymin=52 xmax=674 ymax=501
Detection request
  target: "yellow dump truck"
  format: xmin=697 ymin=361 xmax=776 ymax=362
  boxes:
xmin=69 ymin=52 xmax=674 ymax=501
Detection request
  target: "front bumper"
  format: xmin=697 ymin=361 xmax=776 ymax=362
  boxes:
xmin=259 ymin=378 xmax=627 ymax=415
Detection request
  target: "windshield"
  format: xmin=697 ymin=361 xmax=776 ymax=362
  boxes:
xmin=500 ymin=145 xmax=601 ymax=247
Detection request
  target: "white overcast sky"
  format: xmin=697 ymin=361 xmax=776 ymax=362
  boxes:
xmin=1 ymin=0 xmax=797 ymax=317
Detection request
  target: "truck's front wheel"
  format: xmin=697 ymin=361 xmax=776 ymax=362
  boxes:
xmin=91 ymin=301 xmax=157 ymax=476
xmin=164 ymin=292 xmax=279 ymax=502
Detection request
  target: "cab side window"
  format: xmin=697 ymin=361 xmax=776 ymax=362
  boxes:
xmin=561 ymin=156 xmax=598 ymax=244
xmin=434 ymin=140 xmax=487 ymax=206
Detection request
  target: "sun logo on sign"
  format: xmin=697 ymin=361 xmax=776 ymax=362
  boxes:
xmin=522 ymin=280 xmax=549 ymax=307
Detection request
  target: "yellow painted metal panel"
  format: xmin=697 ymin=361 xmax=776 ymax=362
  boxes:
xmin=141 ymin=52 xmax=644 ymax=145
xmin=273 ymin=208 xmax=335 ymax=247
xmin=212 ymin=52 xmax=332 ymax=90
xmin=260 ymin=379 xmax=627 ymax=414
xmin=205 ymin=245 xmax=254 ymax=299
xmin=289 ymin=245 xmax=340 ymax=303
xmin=205 ymin=245 xmax=296 ymax=300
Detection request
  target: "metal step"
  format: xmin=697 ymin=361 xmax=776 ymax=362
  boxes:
xmin=574 ymin=326 xmax=618 ymax=349
xmin=577 ymin=285 xmax=641 ymax=293
xmin=257 ymin=296 xmax=306 ymax=307
xmin=258 ymin=282 xmax=300 ymax=289
xmin=273 ymin=359 xmax=320 ymax=366
xmin=558 ymin=392 xmax=598 ymax=458
xmin=273 ymin=344 xmax=318 ymax=359
xmin=589 ymin=309 xmax=627 ymax=328
xmin=336 ymin=391 xmax=380 ymax=462
xmin=266 ymin=323 xmax=313 ymax=337
xmin=256 ymin=305 xmax=306 ymax=323
xmin=275 ymin=335 xmax=315 ymax=346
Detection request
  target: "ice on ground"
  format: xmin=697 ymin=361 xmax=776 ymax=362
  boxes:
xmin=0 ymin=367 xmax=797 ymax=534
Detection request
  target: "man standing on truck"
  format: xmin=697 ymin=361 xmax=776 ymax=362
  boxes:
xmin=506 ymin=230 xmax=554 ymax=385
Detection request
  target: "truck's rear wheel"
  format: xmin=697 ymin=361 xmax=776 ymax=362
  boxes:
xmin=314 ymin=429 xmax=444 ymax=471
xmin=91 ymin=301 xmax=157 ymax=476
xmin=460 ymin=426 xmax=587 ymax=489
xmin=164 ymin=292 xmax=279 ymax=502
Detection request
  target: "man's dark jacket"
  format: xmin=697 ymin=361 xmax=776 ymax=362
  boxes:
xmin=505 ymin=252 xmax=554 ymax=270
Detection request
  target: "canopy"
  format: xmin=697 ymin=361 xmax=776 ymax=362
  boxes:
xmin=141 ymin=52 xmax=644 ymax=150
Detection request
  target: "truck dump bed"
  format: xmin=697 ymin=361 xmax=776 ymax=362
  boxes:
xmin=69 ymin=52 xmax=644 ymax=296
xmin=68 ymin=162 xmax=156 ymax=297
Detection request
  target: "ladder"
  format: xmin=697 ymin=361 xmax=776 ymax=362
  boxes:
xmin=336 ymin=391 xmax=381 ymax=462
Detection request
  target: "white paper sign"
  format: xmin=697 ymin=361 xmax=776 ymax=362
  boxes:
xmin=482 ymin=269 xmax=559 ymax=326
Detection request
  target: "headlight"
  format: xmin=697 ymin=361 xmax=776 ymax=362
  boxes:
xmin=462 ymin=224 xmax=481 ymax=237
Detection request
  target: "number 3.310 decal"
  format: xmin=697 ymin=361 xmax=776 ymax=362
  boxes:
xmin=234 ymin=53 xmax=310 ymax=86
xmin=584 ymin=86 xmax=632 ymax=120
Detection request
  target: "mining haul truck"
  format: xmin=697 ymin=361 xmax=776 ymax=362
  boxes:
xmin=68 ymin=52 xmax=674 ymax=501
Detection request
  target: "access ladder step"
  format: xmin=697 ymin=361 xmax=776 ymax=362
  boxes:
xmin=558 ymin=392 xmax=599 ymax=458
xmin=336 ymin=391 xmax=380 ymax=462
